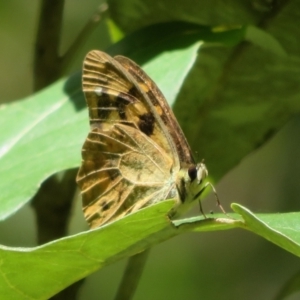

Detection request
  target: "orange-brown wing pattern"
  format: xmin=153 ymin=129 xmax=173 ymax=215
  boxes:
xmin=81 ymin=50 xmax=177 ymax=163
xmin=77 ymin=123 xmax=176 ymax=228
xmin=115 ymin=55 xmax=194 ymax=166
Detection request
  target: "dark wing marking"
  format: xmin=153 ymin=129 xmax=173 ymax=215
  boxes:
xmin=115 ymin=55 xmax=195 ymax=166
xmin=81 ymin=50 xmax=178 ymax=165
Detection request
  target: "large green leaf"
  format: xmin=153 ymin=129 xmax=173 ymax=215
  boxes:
xmin=0 ymin=75 xmax=85 ymax=220
xmin=1 ymin=200 xmax=300 ymax=299
xmin=0 ymin=202 xmax=177 ymax=299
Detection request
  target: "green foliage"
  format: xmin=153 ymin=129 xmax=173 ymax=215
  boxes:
xmin=1 ymin=1 xmax=300 ymax=300
xmin=1 ymin=200 xmax=300 ymax=299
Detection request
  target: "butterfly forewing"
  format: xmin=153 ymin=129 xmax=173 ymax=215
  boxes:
xmin=115 ymin=55 xmax=194 ymax=166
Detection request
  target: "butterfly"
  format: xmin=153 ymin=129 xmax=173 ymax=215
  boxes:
xmin=76 ymin=50 xmax=222 ymax=229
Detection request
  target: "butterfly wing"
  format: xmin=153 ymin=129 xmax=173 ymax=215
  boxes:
xmin=114 ymin=55 xmax=194 ymax=166
xmin=77 ymin=50 xmax=187 ymax=228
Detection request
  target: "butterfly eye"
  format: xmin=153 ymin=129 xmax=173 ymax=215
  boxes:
xmin=188 ymin=165 xmax=197 ymax=182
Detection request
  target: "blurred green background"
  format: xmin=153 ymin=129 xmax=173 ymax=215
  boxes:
xmin=1 ymin=1 xmax=300 ymax=299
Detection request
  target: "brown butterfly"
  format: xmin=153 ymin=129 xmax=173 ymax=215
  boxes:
xmin=76 ymin=50 xmax=221 ymax=229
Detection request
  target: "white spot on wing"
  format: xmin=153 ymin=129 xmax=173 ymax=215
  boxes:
xmin=95 ymin=87 xmax=103 ymax=96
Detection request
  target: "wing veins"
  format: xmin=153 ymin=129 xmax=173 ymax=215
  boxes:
xmin=84 ymin=176 xmax=124 ymax=207
xmin=83 ymin=63 xmax=131 ymax=90
xmin=116 ymin=125 xmax=168 ymax=175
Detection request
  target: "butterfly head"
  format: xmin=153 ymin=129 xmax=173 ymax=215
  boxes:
xmin=188 ymin=161 xmax=209 ymax=202
xmin=188 ymin=161 xmax=208 ymax=185
xmin=173 ymin=160 xmax=209 ymax=216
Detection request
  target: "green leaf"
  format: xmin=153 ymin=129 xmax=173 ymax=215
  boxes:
xmin=0 ymin=201 xmax=172 ymax=299
xmin=106 ymin=18 xmax=124 ymax=43
xmin=1 ymin=199 xmax=299 ymax=299
xmin=142 ymin=42 xmax=201 ymax=106
xmin=108 ymin=21 xmax=246 ymax=62
xmin=232 ymin=203 xmax=300 ymax=257
xmin=0 ymin=200 xmax=239 ymax=299
xmin=0 ymin=76 xmax=86 ymax=219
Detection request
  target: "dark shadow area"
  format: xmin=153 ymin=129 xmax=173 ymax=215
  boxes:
xmin=63 ymin=71 xmax=86 ymax=111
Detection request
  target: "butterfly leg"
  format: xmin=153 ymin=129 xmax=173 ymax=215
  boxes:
xmin=194 ymin=181 xmax=227 ymax=216
xmin=198 ymin=198 xmax=207 ymax=219
xmin=204 ymin=181 xmax=227 ymax=215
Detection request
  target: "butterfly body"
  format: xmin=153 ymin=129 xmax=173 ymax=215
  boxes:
xmin=77 ymin=50 xmax=209 ymax=228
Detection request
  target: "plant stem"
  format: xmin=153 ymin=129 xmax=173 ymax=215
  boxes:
xmin=114 ymin=249 xmax=150 ymax=300
xmin=61 ymin=3 xmax=108 ymax=73
xmin=34 ymin=0 xmax=64 ymax=91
